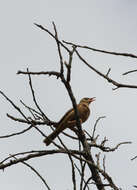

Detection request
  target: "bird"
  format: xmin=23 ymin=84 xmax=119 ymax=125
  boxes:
xmin=43 ymin=97 xmax=95 ymax=146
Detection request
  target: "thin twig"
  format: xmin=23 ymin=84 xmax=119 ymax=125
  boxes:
xmin=66 ymin=46 xmax=76 ymax=82
xmin=106 ymin=68 xmax=111 ymax=77
xmin=63 ymin=40 xmax=137 ymax=59
xmin=89 ymin=141 xmax=132 ymax=152
xmin=52 ymin=22 xmax=64 ymax=75
xmin=34 ymin=126 xmax=62 ymax=149
xmin=131 ymin=155 xmax=137 ymax=161
xmin=123 ymin=69 xmax=137 ymax=76
xmin=83 ymin=177 xmax=92 ymax=190
xmin=84 ymin=130 xmax=93 ymax=141
xmin=12 ymin=155 xmax=51 ymax=190
xmin=103 ymin=155 xmax=106 ymax=174
xmin=75 ymin=49 xmax=137 ymax=90
xmin=74 ymin=163 xmax=89 ymax=190
xmin=34 ymin=23 xmax=70 ymax=53
xmin=27 ymin=68 xmax=50 ymax=123
xmin=50 ymin=127 xmax=77 ymax=190
xmin=92 ymin=116 xmax=106 ymax=139
xmin=0 ymin=125 xmax=33 ymax=139
xmin=0 ymin=91 xmax=29 ymax=121
xmin=80 ymin=162 xmax=88 ymax=190
xmin=17 ymin=70 xmax=60 ymax=77
xmin=23 ymin=161 xmax=51 ymax=190
xmin=20 ymin=100 xmax=43 ymax=120
xmin=7 ymin=113 xmax=49 ymax=125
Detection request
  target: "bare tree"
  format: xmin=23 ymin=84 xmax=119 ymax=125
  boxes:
xmin=1 ymin=22 xmax=137 ymax=189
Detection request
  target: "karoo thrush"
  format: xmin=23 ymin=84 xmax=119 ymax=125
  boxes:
xmin=43 ymin=97 xmax=95 ymax=146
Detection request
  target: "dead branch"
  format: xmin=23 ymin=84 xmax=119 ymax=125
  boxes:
xmin=92 ymin=116 xmax=106 ymax=139
xmin=0 ymin=150 xmax=47 ymax=165
xmin=89 ymin=141 xmax=132 ymax=152
xmin=83 ymin=177 xmax=92 ymax=190
xmin=131 ymin=155 xmax=137 ymax=161
xmin=0 ymin=124 xmax=33 ymax=139
xmin=7 ymin=113 xmax=51 ymax=125
xmin=34 ymin=23 xmax=70 ymax=53
xmin=12 ymin=155 xmax=51 ymax=190
xmin=123 ymin=69 xmax=137 ymax=76
xmin=63 ymin=40 xmax=137 ymax=59
xmin=20 ymin=100 xmax=43 ymax=120
xmin=27 ymin=68 xmax=51 ymax=123
xmin=17 ymin=70 xmax=61 ymax=77
xmin=0 ymin=149 xmax=84 ymax=170
xmin=52 ymin=22 xmax=64 ymax=74
xmin=0 ymin=91 xmax=29 ymax=121
xmin=75 ymin=49 xmax=137 ymax=90
xmin=74 ymin=163 xmax=89 ymax=190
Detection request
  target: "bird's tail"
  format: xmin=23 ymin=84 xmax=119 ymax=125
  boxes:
xmin=43 ymin=129 xmax=61 ymax=146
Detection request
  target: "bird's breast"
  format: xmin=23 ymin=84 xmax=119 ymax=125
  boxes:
xmin=78 ymin=104 xmax=90 ymax=123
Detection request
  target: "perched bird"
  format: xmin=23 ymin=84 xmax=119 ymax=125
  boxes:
xmin=43 ymin=97 xmax=95 ymax=146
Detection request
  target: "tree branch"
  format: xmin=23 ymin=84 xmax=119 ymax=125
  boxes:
xmin=0 ymin=149 xmax=84 ymax=170
xmin=0 ymin=124 xmax=34 ymax=139
xmin=34 ymin=23 xmax=70 ymax=53
xmin=12 ymin=155 xmax=51 ymax=190
xmin=75 ymin=49 xmax=137 ymax=90
xmin=63 ymin=40 xmax=137 ymax=59
xmin=123 ymin=69 xmax=137 ymax=76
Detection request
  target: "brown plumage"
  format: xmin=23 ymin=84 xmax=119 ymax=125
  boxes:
xmin=43 ymin=97 xmax=95 ymax=146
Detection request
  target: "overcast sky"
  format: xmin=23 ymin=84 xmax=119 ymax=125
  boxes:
xmin=0 ymin=1 xmax=137 ymax=189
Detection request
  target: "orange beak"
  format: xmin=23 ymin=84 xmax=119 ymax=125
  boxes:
xmin=88 ymin=97 xmax=96 ymax=103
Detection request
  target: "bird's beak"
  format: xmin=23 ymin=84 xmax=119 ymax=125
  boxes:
xmin=89 ymin=97 xmax=96 ymax=103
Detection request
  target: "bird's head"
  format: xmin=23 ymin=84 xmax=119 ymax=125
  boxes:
xmin=79 ymin=97 xmax=96 ymax=105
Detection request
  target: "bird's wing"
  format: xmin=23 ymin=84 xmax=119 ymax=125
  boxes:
xmin=57 ymin=107 xmax=75 ymax=126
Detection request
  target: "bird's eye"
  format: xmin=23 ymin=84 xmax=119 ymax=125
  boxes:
xmin=85 ymin=98 xmax=88 ymax=100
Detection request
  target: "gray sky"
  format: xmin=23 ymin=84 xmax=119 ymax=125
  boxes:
xmin=0 ymin=0 xmax=137 ymax=189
